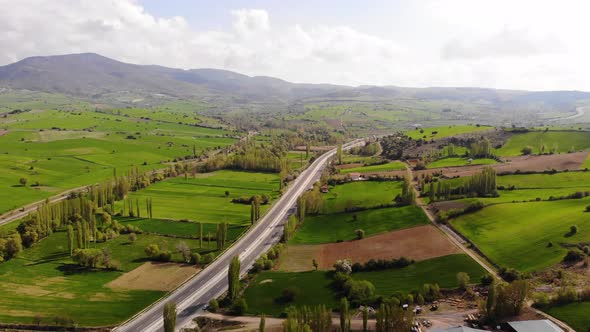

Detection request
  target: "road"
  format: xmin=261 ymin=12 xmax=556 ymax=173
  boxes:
xmin=115 ymin=139 xmax=364 ymax=332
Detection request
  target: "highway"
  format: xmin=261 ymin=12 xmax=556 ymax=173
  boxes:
xmin=115 ymin=139 xmax=364 ymax=332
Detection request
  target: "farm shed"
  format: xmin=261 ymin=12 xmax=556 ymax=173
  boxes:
xmin=506 ymin=319 xmax=563 ymax=332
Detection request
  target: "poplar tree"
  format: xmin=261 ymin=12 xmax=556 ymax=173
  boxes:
xmin=198 ymin=222 xmax=203 ymax=248
xmin=340 ymin=298 xmax=351 ymax=332
xmin=228 ymin=256 xmax=241 ymax=301
xmin=163 ymin=302 xmax=177 ymax=332
xmin=75 ymin=221 xmax=83 ymax=249
xmin=66 ymin=225 xmax=74 ymax=256
xmin=259 ymin=314 xmax=265 ymax=332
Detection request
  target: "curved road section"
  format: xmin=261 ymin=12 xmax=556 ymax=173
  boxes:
xmin=115 ymin=139 xmax=364 ymax=332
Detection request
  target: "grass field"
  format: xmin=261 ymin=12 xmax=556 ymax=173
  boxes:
xmin=0 ymin=228 xmax=207 ymax=326
xmin=323 ymin=181 xmax=403 ymax=214
xmin=341 ymin=154 xmax=383 ymax=165
xmin=118 ymin=217 xmax=248 ymax=241
xmin=115 ymin=170 xmax=279 ymax=225
xmin=290 ymin=206 xmax=429 ymax=244
xmin=406 ymin=125 xmax=492 ymax=140
xmin=0 ymin=109 xmax=236 ymax=213
xmin=583 ymin=155 xmax=590 ymax=169
xmin=243 ymin=271 xmax=338 ymax=316
xmin=544 ymin=302 xmax=590 ymax=332
xmin=244 ymin=254 xmax=485 ymax=316
xmin=286 ymin=151 xmax=311 ymax=171
xmin=451 ymin=197 xmax=590 ymax=272
xmin=353 ymin=254 xmax=486 ymax=295
xmin=427 ymin=157 xmax=496 ymax=168
xmin=496 ymin=131 xmax=590 ymax=156
xmin=339 ymin=161 xmax=406 ymax=174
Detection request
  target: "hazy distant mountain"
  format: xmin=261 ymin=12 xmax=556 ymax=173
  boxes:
xmin=1 ymin=53 xmax=590 ymax=111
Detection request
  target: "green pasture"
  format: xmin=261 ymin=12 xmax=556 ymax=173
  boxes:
xmin=339 ymin=161 xmax=406 ymax=174
xmin=0 ymin=228 xmax=207 ymax=326
xmin=353 ymin=254 xmax=486 ymax=296
xmin=115 ymin=170 xmax=279 ymax=225
xmin=405 ymin=125 xmax=492 ymax=140
xmin=243 ymin=271 xmax=338 ymax=316
xmin=545 ymin=302 xmax=590 ymax=332
xmin=243 ymin=255 xmax=485 ymax=316
xmin=427 ymin=157 xmax=496 ymax=168
xmin=118 ymin=217 xmax=248 ymax=241
xmin=0 ymin=109 xmax=236 ymax=213
xmin=323 ymin=181 xmax=403 ymax=214
xmin=496 ymin=131 xmax=590 ymax=156
xmin=290 ymin=206 xmax=429 ymax=244
xmin=451 ymin=197 xmax=590 ymax=272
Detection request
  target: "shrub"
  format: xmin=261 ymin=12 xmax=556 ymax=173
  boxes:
xmin=585 ymin=205 xmax=590 ymax=212
xmin=333 ymin=259 xmax=352 ymax=274
xmin=480 ymin=274 xmax=494 ymax=286
xmin=230 ymin=298 xmax=248 ymax=315
xmin=570 ymin=225 xmax=578 ymax=235
xmin=128 ymin=233 xmax=137 ymax=243
xmin=145 ymin=244 xmax=160 ymax=258
xmin=499 ymin=267 xmax=521 ymax=282
xmin=521 ymin=146 xmax=533 ymax=155
xmin=532 ymin=293 xmax=550 ymax=308
xmin=553 ymin=287 xmax=578 ymax=305
xmin=280 ymin=287 xmax=299 ymax=303
xmin=208 ymin=299 xmax=219 ymax=312
xmin=456 ymin=272 xmax=470 ymax=290
xmin=563 ymin=249 xmax=585 ymax=263
xmin=190 ymin=253 xmax=201 ymax=265
xmin=344 ymin=279 xmax=375 ymax=303
xmin=355 ymin=229 xmax=365 ymax=240
xmin=158 ymin=251 xmax=172 ymax=262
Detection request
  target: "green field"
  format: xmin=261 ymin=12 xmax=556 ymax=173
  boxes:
xmin=286 ymin=151 xmax=311 ymax=171
xmin=0 ymin=227 xmax=208 ymax=326
xmin=341 ymin=154 xmax=383 ymax=165
xmin=243 ymin=255 xmax=485 ymax=316
xmin=406 ymin=125 xmax=492 ymax=140
xmin=585 ymin=155 xmax=590 ymax=169
xmin=496 ymin=131 xmax=590 ymax=156
xmin=243 ymin=271 xmax=338 ymax=316
xmin=118 ymin=217 xmax=248 ymax=241
xmin=115 ymin=170 xmax=279 ymax=225
xmin=290 ymin=206 xmax=429 ymax=244
xmin=323 ymin=181 xmax=403 ymax=214
xmin=427 ymin=157 xmax=496 ymax=168
xmin=339 ymin=161 xmax=406 ymax=174
xmin=451 ymin=197 xmax=590 ymax=272
xmin=353 ymin=254 xmax=486 ymax=295
xmin=544 ymin=302 xmax=590 ymax=332
xmin=497 ymin=171 xmax=590 ymax=189
xmin=0 ymin=109 xmax=236 ymax=213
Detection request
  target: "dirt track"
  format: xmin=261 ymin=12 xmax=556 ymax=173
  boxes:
xmin=279 ymin=225 xmax=461 ymax=271
xmin=107 ymin=262 xmax=199 ymax=291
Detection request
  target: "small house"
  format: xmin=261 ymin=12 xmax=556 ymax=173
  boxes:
xmin=506 ymin=320 xmax=563 ymax=332
xmin=349 ymin=172 xmax=363 ymax=181
xmin=320 ymin=184 xmax=329 ymax=193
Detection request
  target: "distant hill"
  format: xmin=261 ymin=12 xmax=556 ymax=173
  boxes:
xmin=1 ymin=53 xmax=590 ymax=111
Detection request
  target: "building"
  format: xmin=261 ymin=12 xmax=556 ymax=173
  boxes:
xmin=349 ymin=172 xmax=364 ymax=181
xmin=506 ymin=320 xmax=563 ymax=332
xmin=432 ymin=327 xmax=487 ymax=332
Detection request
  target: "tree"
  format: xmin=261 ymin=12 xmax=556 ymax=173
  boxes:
xmin=225 ymin=190 xmax=230 ymax=197
xmin=485 ymin=279 xmax=496 ymax=323
xmin=259 ymin=314 xmax=265 ymax=332
xmin=163 ymin=302 xmax=177 ymax=332
xmin=355 ymin=229 xmax=365 ymax=240
xmin=521 ymin=146 xmax=533 ymax=155
xmin=457 ymin=272 xmax=470 ymax=290
xmin=340 ymin=297 xmax=351 ymax=332
xmin=337 ymin=144 xmax=343 ymax=165
xmin=5 ymin=234 xmax=22 ymax=259
xmin=176 ymin=241 xmax=191 ymax=263
xmin=145 ymin=244 xmax=160 ymax=258
xmin=75 ymin=221 xmax=83 ymax=249
xmin=312 ymin=259 xmax=319 ymax=271
xmin=228 ymin=256 xmax=241 ymax=301
xmin=128 ymin=232 xmax=137 ymax=243
xmin=19 ymin=177 xmax=27 ymax=186
xmin=362 ymin=306 xmax=369 ymax=332
xmin=208 ymin=299 xmax=219 ymax=312
xmin=231 ymin=298 xmax=248 ymax=315
xmin=570 ymin=225 xmax=578 ymax=235
xmin=198 ymin=222 xmax=203 ymax=248
xmin=66 ymin=225 xmax=74 ymax=256
xmin=375 ymin=302 xmax=414 ymax=332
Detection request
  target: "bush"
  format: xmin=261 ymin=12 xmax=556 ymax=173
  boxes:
xmin=343 ymin=279 xmax=375 ymax=303
xmin=355 ymin=229 xmax=365 ymax=240
xmin=128 ymin=233 xmax=137 ymax=243
xmin=521 ymin=146 xmax=533 ymax=155
xmin=586 ymin=205 xmax=590 ymax=212
xmin=499 ymin=267 xmax=522 ymax=282
xmin=145 ymin=244 xmax=160 ymax=258
xmin=158 ymin=251 xmax=172 ymax=262
xmin=456 ymin=272 xmax=470 ymax=290
xmin=351 ymin=257 xmax=414 ymax=272
xmin=208 ymin=299 xmax=219 ymax=312
xmin=570 ymin=225 xmax=578 ymax=235
xmin=480 ymin=274 xmax=494 ymax=286
xmin=532 ymin=293 xmax=550 ymax=308
xmin=279 ymin=287 xmax=299 ymax=303
xmin=563 ymin=249 xmax=585 ymax=263
xmin=230 ymin=298 xmax=248 ymax=315
xmin=190 ymin=253 xmax=201 ymax=265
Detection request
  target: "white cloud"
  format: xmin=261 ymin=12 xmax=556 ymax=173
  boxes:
xmin=0 ymin=0 xmax=589 ymax=90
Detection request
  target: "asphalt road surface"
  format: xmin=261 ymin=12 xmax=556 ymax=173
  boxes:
xmin=115 ymin=139 xmax=363 ymax=332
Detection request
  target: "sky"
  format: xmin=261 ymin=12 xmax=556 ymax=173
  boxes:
xmin=0 ymin=0 xmax=588 ymax=91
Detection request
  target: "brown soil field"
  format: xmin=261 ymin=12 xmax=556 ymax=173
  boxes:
xmin=278 ymin=225 xmax=460 ymax=271
xmin=431 ymin=200 xmax=469 ymax=213
xmin=336 ymin=163 xmax=364 ymax=170
xmin=107 ymin=262 xmax=199 ymax=291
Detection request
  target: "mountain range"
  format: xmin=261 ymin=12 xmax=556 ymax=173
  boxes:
xmin=1 ymin=53 xmax=590 ymax=113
